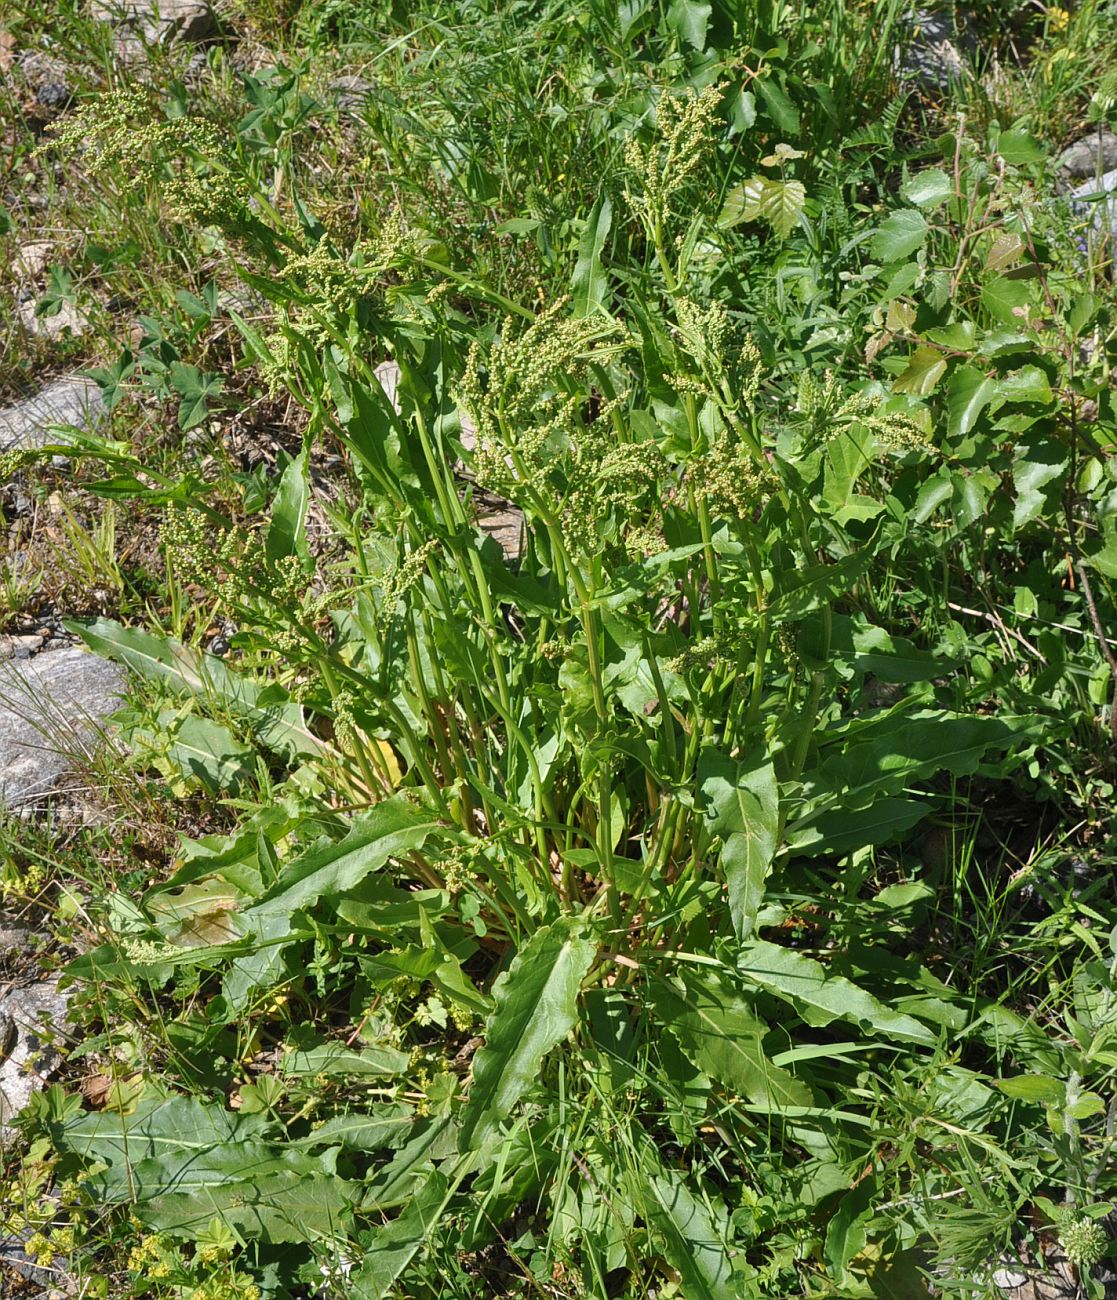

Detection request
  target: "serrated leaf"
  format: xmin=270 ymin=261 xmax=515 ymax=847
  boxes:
xmin=999 ymin=364 xmax=1053 ymax=406
xmin=885 ymin=299 xmax=916 ymax=332
xmin=459 ymin=916 xmax=597 ymax=1148
xmin=947 ymin=364 xmax=1000 ymax=437
xmin=738 ymin=941 xmax=936 ymax=1046
xmin=697 ymin=744 xmax=778 ymax=939
xmin=756 ymin=77 xmax=800 ymax=135
xmin=981 ymin=274 xmax=1031 ymax=324
xmin=872 ymin=210 xmax=928 ymax=262
xmin=720 ymin=176 xmax=805 ymax=238
xmin=666 ymin=0 xmax=711 ymax=49
xmin=892 ymin=345 xmax=947 ymax=396
xmin=986 ymin=232 xmax=1025 ymax=273
xmin=901 ymin=169 xmax=952 ymax=209
xmin=1012 ymin=437 xmax=1067 ymax=529
xmin=996 ymin=129 xmax=1045 ymax=165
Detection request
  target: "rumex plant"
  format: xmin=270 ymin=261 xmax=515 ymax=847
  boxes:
xmin=20 ymin=67 xmax=1117 ymax=1300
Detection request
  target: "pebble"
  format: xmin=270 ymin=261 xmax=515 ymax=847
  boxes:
xmin=17 ymin=297 xmax=88 ymax=342
xmin=0 ymin=634 xmax=46 ymax=661
xmin=10 ymin=240 xmax=54 ymax=281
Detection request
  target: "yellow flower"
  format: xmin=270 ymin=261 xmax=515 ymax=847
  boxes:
xmin=1047 ymin=7 xmax=1070 ymax=32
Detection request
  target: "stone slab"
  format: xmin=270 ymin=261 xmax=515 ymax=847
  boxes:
xmin=0 ymin=376 xmax=106 ymax=453
xmin=0 ymin=646 xmax=124 ymax=810
xmin=90 ymin=0 xmax=215 ymax=43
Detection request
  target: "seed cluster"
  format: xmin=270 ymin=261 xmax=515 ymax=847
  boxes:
xmin=624 ymin=84 xmax=723 ymax=231
xmin=45 ymin=89 xmax=248 ymax=230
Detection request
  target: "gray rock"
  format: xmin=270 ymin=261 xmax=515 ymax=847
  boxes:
xmin=0 ymin=646 xmax=124 ymax=811
xmin=90 ymin=0 xmax=215 ymax=44
xmin=15 ymin=51 xmax=70 ymax=122
xmin=896 ymin=10 xmax=968 ymax=91
xmin=0 ymin=975 xmax=70 ymax=1128
xmin=331 ymin=75 xmax=375 ymax=110
xmin=1057 ymin=128 xmax=1117 ymax=179
xmin=1069 ymin=167 xmax=1117 ymax=241
xmin=0 ymin=376 xmax=106 ymax=453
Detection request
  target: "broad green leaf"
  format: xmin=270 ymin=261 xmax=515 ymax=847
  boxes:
xmin=892 ymin=346 xmax=947 ymax=396
xmin=266 ymin=445 xmax=309 ymax=564
xmin=925 ymin=320 xmax=976 ymax=350
xmin=771 ymin=544 xmax=878 ymax=621
xmin=281 ymin=1041 xmax=411 ymax=1078
xmin=720 ymin=176 xmax=806 ymax=238
xmin=493 ymin=216 xmax=541 ymax=234
xmin=697 ymin=744 xmax=779 ymax=939
xmin=459 ymin=916 xmax=596 ymax=1148
xmin=845 ymin=619 xmax=950 ymax=683
xmin=901 ymin=169 xmax=952 ymax=209
xmin=981 ymin=274 xmax=1031 ymax=325
xmin=59 ymin=1095 xmax=269 ymax=1166
xmin=350 ymin=1170 xmax=453 ymax=1299
xmin=738 ymin=941 xmax=936 ymax=1046
xmin=166 ymin=715 xmax=253 ymax=793
xmin=787 ymin=796 xmax=930 ymax=857
xmin=169 ymin=361 xmax=223 ymax=431
xmin=93 ymin=1150 xmax=356 ymax=1242
xmin=69 ymin=618 xmax=326 ymax=761
xmin=999 ymin=365 xmax=1053 ymax=406
xmin=996 ymin=129 xmax=1045 ymax=165
xmin=986 ymin=232 xmax=1025 ymax=273
xmin=59 ymin=1094 xmax=360 ymax=1244
xmin=872 ymin=210 xmax=928 ymax=262
xmin=994 ymin=1075 xmax=1066 ymax=1104
xmin=756 ymin=77 xmax=800 ymax=135
xmin=363 ymin=1118 xmax=455 ymax=1209
xmin=246 ymin=796 xmax=440 ymax=920
xmin=947 ymin=365 xmax=1000 ymax=437
xmin=807 ymin=711 xmax=1039 ymax=814
xmin=640 ymin=1169 xmax=738 ymax=1300
xmin=572 ymin=193 xmax=613 ymax=317
xmin=1012 ymin=437 xmax=1067 ymax=529
xmin=824 ymin=1177 xmax=876 ymax=1280
xmin=655 ymin=972 xmax=811 ymax=1110
xmin=293 ymin=1107 xmax=414 ymax=1152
